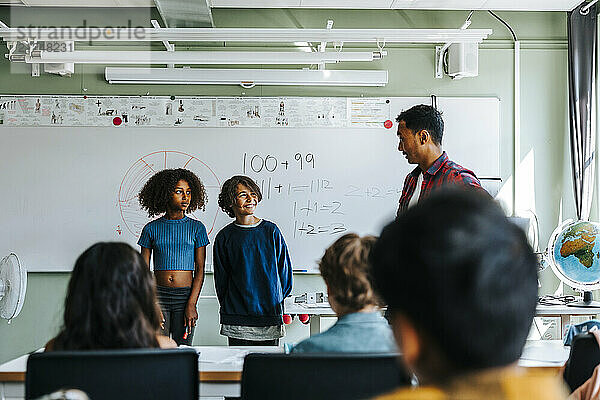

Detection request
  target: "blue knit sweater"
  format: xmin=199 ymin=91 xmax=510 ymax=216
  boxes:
xmin=213 ymin=220 xmax=293 ymax=326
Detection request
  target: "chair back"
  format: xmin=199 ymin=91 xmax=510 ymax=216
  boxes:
xmin=241 ymin=352 xmax=410 ymax=400
xmin=26 ymin=348 xmax=198 ymax=400
xmin=564 ymin=333 xmax=600 ymax=392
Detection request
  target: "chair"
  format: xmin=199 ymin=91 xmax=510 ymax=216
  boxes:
xmin=26 ymin=348 xmax=198 ymax=400
xmin=241 ymin=352 xmax=411 ymax=400
xmin=563 ymin=333 xmax=600 ymax=392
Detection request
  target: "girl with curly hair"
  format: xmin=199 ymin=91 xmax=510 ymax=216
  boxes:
xmin=46 ymin=242 xmax=176 ymax=350
xmin=137 ymin=168 xmax=209 ymax=346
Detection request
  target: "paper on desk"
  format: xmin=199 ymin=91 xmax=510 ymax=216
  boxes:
xmin=199 ymin=347 xmax=250 ymax=364
xmin=177 ymin=345 xmax=249 ymax=364
xmin=178 ymin=345 xmax=201 ymax=354
xmin=520 ymin=344 xmax=569 ymax=364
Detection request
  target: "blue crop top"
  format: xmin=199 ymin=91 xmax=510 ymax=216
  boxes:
xmin=138 ymin=216 xmax=209 ymax=271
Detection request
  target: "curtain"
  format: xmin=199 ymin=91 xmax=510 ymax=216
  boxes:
xmin=568 ymin=2 xmax=597 ymax=221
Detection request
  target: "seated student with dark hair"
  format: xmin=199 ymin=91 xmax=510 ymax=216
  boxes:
xmin=46 ymin=242 xmax=176 ymax=350
xmin=291 ymin=233 xmax=396 ymax=353
xmin=370 ymin=188 xmax=568 ymax=399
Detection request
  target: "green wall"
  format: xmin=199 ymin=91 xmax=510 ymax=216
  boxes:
xmin=0 ymin=7 xmax=576 ymax=363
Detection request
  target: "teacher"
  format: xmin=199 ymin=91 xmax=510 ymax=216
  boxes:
xmin=395 ymin=104 xmax=482 ymax=217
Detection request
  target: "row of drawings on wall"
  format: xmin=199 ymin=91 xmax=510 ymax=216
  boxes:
xmin=0 ymin=96 xmax=395 ymax=129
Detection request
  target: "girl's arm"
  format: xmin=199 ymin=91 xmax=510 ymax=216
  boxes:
xmin=140 ymin=247 xmax=152 ymax=269
xmin=185 ymin=246 xmax=206 ymax=330
xmin=156 ymin=334 xmax=177 ymax=349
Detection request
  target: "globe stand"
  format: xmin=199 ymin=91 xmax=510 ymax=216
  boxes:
xmin=568 ymin=291 xmax=600 ymax=308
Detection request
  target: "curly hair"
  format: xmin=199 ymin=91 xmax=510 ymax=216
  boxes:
xmin=319 ymin=233 xmax=381 ymax=315
xmin=138 ymin=168 xmax=207 ymax=218
xmin=218 ymin=175 xmax=262 ymax=218
xmin=52 ymin=242 xmax=162 ymax=350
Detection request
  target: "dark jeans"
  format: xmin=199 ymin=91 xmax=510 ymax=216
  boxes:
xmin=228 ymin=337 xmax=279 ymax=346
xmin=156 ymin=285 xmax=194 ymax=346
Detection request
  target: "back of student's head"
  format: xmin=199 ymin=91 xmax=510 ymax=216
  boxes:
xmin=53 ymin=242 xmax=161 ymax=350
xmin=371 ymin=188 xmax=537 ymax=381
xmin=320 ymin=233 xmax=380 ymax=315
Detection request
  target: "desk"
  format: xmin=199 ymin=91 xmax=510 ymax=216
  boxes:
xmin=519 ymin=340 xmax=570 ymax=371
xmin=536 ymin=305 xmax=599 ymax=333
xmin=284 ymin=298 xmax=336 ymax=335
xmin=0 ymin=346 xmax=282 ymax=400
xmin=285 ymin=301 xmax=600 ymax=337
xmin=0 ymin=341 xmax=568 ymax=400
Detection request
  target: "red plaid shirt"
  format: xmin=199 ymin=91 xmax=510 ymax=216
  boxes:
xmin=397 ymin=152 xmax=481 ymax=216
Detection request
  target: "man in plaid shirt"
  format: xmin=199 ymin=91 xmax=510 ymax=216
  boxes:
xmin=396 ymin=104 xmax=481 ymax=217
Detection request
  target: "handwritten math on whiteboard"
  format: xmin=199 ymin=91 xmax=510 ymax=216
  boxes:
xmin=0 ymin=95 xmax=500 ymax=271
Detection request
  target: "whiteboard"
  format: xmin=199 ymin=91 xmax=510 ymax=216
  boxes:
xmin=0 ymin=96 xmax=499 ymax=271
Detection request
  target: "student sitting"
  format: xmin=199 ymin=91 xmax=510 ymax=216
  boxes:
xmin=46 ymin=242 xmax=176 ymax=350
xmin=570 ymin=363 xmax=600 ymax=400
xmin=370 ymin=188 xmax=569 ymax=400
xmin=291 ymin=233 xmax=396 ymax=353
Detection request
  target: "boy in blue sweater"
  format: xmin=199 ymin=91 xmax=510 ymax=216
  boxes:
xmin=214 ymin=175 xmax=293 ymax=346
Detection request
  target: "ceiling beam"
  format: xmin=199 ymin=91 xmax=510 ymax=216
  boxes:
xmin=0 ymin=27 xmax=492 ymax=43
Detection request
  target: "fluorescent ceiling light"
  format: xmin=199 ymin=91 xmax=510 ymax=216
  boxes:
xmin=0 ymin=27 xmax=492 ymax=43
xmin=105 ymin=67 xmax=388 ymax=87
xmin=21 ymin=50 xmax=385 ymax=65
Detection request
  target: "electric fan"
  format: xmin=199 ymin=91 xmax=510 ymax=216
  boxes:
xmin=0 ymin=253 xmax=27 ymax=323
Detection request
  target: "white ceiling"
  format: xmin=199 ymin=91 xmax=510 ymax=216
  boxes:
xmin=0 ymin=0 xmax=585 ymax=10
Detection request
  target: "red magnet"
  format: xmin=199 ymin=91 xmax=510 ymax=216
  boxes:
xmin=384 ymin=120 xmax=393 ymax=129
xmin=299 ymin=314 xmax=310 ymax=324
xmin=283 ymin=314 xmax=293 ymax=325
xmin=113 ymin=116 xmax=122 ymax=126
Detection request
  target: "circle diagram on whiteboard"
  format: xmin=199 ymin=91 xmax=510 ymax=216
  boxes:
xmin=118 ymin=150 xmax=221 ymax=238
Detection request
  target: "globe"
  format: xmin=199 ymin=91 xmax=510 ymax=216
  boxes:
xmin=547 ymin=220 xmax=600 ymax=292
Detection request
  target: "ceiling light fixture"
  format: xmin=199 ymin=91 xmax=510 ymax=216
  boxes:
xmin=15 ymin=50 xmax=385 ymax=65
